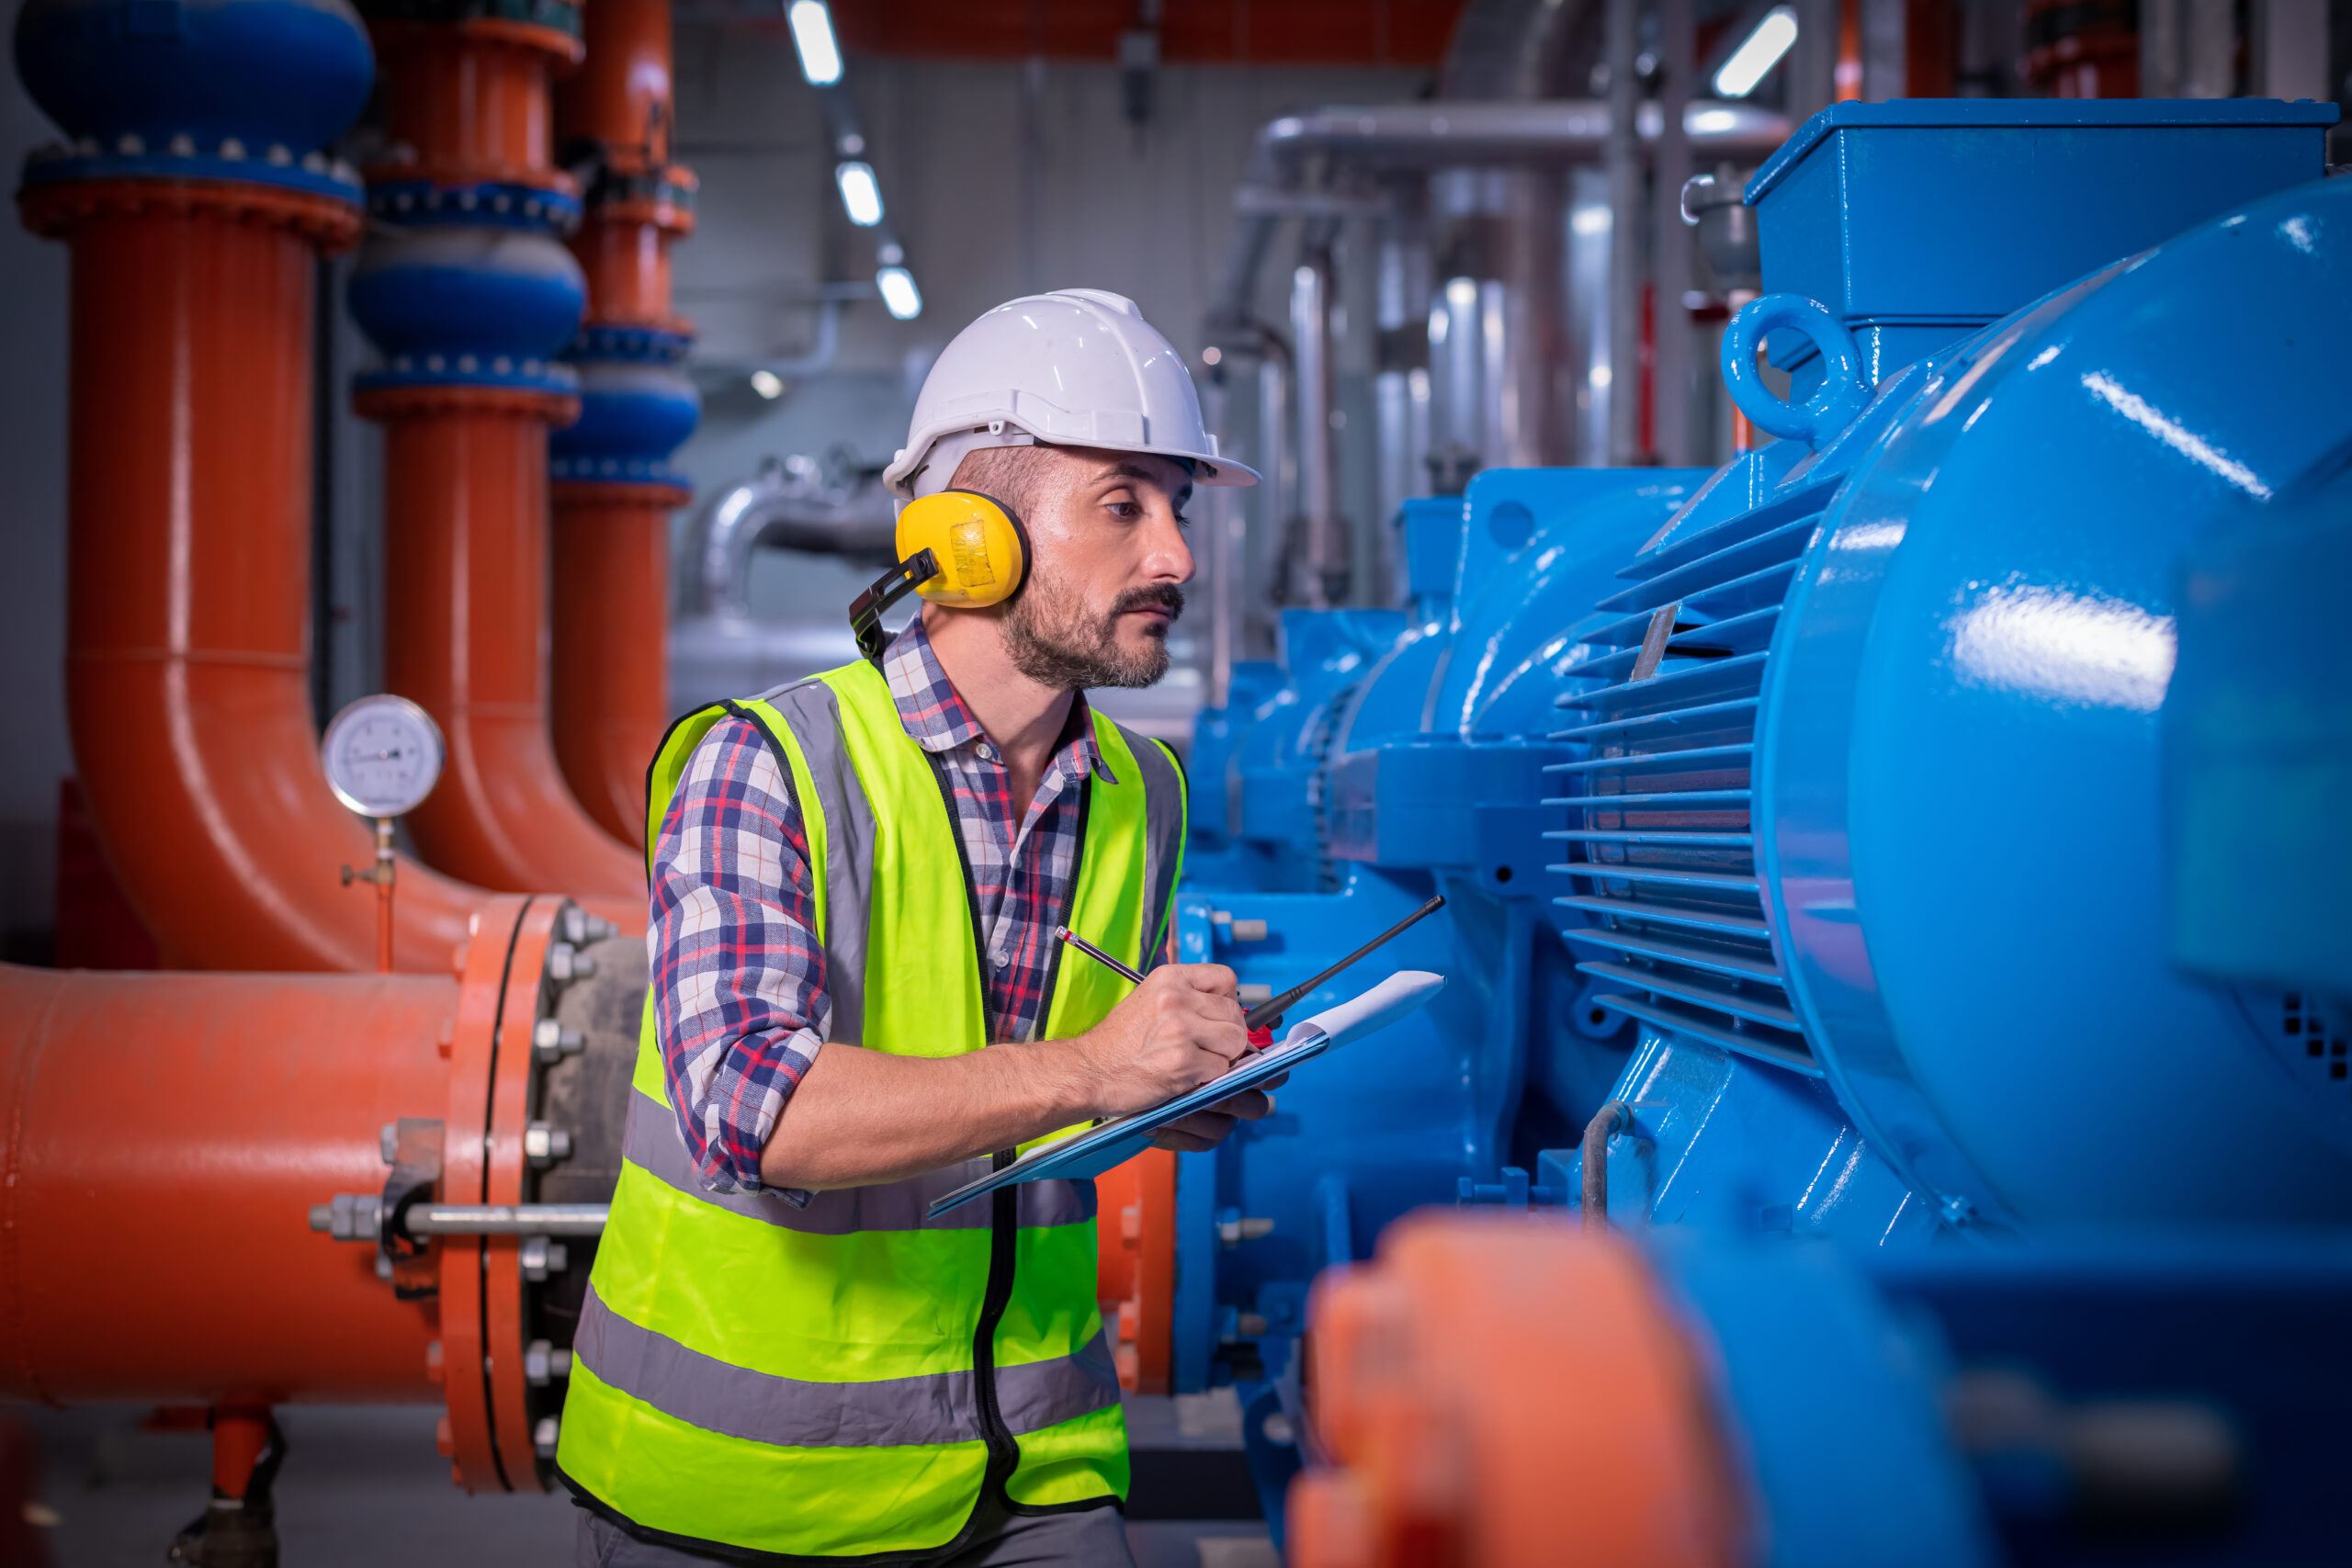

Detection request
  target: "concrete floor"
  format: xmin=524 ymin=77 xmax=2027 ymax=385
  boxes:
xmin=11 ymin=1402 xmax=1276 ymax=1568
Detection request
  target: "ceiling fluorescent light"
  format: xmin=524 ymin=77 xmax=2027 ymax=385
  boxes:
xmin=876 ymin=265 xmax=922 ymax=321
xmin=835 ymin=161 xmax=883 ymax=226
xmin=788 ymin=1 xmax=842 ymax=86
xmin=1713 ymin=6 xmax=1799 ymax=97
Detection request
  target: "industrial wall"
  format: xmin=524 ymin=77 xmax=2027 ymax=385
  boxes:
xmin=672 ymin=32 xmax=1425 ymax=628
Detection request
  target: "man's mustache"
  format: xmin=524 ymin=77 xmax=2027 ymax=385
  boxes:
xmin=1108 ymin=585 xmax=1185 ymax=623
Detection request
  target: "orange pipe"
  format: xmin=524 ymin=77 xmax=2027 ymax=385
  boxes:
xmin=370 ymin=19 xmax=584 ymax=190
xmin=558 ymin=0 xmax=676 ymax=166
xmin=550 ymin=482 xmax=676 ymax=846
xmin=0 ymin=894 xmax=600 ymax=1495
xmin=1291 ymin=1213 xmax=1744 ymax=1568
xmin=571 ymin=212 xmax=684 ymax=328
xmin=0 ymin=962 xmax=452 ymax=1404
xmin=365 ymin=386 xmax=643 ymax=896
xmin=1094 ymin=1148 xmax=1177 ymax=1395
xmin=549 ymin=0 xmax=697 ymax=849
xmin=18 ymin=178 xmax=494 ymax=973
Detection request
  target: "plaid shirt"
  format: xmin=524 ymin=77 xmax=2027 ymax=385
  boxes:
xmin=647 ymin=616 xmax=1116 ymax=1195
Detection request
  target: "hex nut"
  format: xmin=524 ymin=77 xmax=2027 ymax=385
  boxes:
xmin=520 ymin=1237 xmax=573 ymax=1283
xmin=533 ymin=1416 xmax=560 ymax=1460
xmin=547 ymin=942 xmax=598 ymax=983
xmin=523 ymin=1122 xmax=573 ymax=1167
xmin=1217 ymin=1216 xmax=1275 ymax=1247
xmin=532 ymin=1019 xmax=585 ymax=1064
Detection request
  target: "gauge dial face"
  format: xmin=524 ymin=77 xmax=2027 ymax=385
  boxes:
xmin=322 ymin=695 xmax=445 ymax=818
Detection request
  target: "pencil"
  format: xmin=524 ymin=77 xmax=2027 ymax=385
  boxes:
xmin=1054 ymin=925 xmax=1148 ymax=985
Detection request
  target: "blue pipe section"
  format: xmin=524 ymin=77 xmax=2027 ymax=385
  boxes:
xmin=14 ymin=0 xmax=371 ymax=204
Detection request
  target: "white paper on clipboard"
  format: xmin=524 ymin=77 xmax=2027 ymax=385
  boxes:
xmin=926 ymin=969 xmax=1445 ymax=1219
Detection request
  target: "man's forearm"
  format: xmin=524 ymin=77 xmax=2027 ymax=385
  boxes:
xmin=757 ymin=1038 xmax=1102 ymax=1190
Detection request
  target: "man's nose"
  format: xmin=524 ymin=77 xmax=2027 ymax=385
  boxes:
xmin=1141 ymin=505 xmax=1194 ymax=583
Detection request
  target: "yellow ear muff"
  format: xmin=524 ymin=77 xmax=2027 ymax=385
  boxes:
xmin=896 ymin=489 xmax=1031 ymax=608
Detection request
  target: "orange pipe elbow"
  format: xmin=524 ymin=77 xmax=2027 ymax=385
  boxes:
xmin=365 ymin=388 xmax=644 ymax=897
xmin=22 ymin=180 xmax=503 ymax=974
xmin=550 ymin=483 xmax=677 ymax=848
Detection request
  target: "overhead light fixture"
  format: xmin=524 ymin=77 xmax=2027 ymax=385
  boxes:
xmin=750 ymin=369 xmax=785 ymax=400
xmin=876 ymin=265 xmax=922 ymax=321
xmin=834 ymin=160 xmax=883 ymax=226
xmin=1713 ymin=6 xmax=1798 ymax=97
xmin=787 ymin=1 xmax=842 ymax=86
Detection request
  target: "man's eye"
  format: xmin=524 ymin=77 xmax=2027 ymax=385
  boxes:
xmin=1174 ymin=513 xmax=1192 ymax=530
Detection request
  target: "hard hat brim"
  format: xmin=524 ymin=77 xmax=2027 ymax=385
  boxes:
xmin=884 ymin=424 xmax=1260 ymax=499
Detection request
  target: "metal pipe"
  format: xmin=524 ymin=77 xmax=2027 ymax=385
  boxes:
xmin=1199 ymin=373 xmax=1237 ymax=708
xmin=373 ymin=397 xmax=647 ymax=897
xmin=549 ymin=0 xmax=702 ymax=851
xmin=362 ymin=9 xmax=646 ymax=897
xmin=1602 ymin=0 xmax=1641 ymax=465
xmin=0 ymin=963 xmax=459 ymax=1402
xmin=1653 ymin=0 xmax=1697 ymax=466
xmin=680 ymin=459 xmax=899 ymax=621
xmin=406 ymin=1203 xmax=610 ymax=1236
xmin=1250 ymin=100 xmax=1789 ymax=168
xmin=1290 ymin=247 xmax=1342 ymax=607
xmin=23 ymin=170 xmax=502 ymax=972
xmin=1581 ymin=1100 xmax=1630 ymax=1231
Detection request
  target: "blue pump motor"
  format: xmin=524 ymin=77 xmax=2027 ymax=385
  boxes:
xmin=1177 ymin=105 xmax=2352 ymax=1543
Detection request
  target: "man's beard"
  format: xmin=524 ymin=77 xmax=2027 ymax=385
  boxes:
xmin=1002 ymin=581 xmax=1184 ymax=690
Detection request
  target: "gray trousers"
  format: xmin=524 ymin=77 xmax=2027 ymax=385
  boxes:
xmin=577 ymin=1506 xmax=1137 ymax=1568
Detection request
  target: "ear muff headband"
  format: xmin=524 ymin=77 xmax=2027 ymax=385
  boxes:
xmin=847 ymin=490 xmax=1031 ymax=662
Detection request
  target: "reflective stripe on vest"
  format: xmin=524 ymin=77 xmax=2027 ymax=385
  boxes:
xmin=562 ymin=656 xmax=1186 ymax=1561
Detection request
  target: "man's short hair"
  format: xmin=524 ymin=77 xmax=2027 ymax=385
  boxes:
xmin=947 ymin=445 xmax=1046 ymax=523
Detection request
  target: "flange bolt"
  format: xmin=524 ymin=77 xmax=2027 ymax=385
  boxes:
xmin=523 ymin=1122 xmax=572 ymax=1167
xmin=532 ymin=1019 xmax=586 ymax=1064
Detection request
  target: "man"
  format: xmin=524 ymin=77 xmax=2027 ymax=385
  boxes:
xmin=560 ymin=289 xmax=1265 ymax=1566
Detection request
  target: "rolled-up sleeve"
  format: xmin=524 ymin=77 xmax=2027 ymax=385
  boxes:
xmin=647 ymin=716 xmax=826 ymax=1198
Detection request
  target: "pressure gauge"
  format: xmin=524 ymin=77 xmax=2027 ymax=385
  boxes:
xmin=322 ymin=694 xmax=445 ymax=818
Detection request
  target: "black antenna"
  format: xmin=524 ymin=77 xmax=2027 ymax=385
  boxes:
xmin=1244 ymin=894 xmax=1445 ymax=1032
xmin=849 ymin=547 xmax=941 ymax=663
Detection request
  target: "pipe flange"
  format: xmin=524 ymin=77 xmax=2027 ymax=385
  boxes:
xmin=18 ymin=140 xmax=365 ymax=207
xmin=565 ymin=321 xmax=695 ymax=366
xmin=367 ymin=178 xmax=584 ymax=235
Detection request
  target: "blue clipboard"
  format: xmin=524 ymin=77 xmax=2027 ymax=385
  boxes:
xmin=927 ymin=969 xmax=1445 ymax=1218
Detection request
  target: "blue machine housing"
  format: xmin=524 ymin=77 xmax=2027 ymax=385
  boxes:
xmin=1178 ymin=103 xmax=2352 ymax=1545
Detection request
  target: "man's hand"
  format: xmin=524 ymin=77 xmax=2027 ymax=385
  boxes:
xmin=1150 ymin=1072 xmax=1288 ymax=1153
xmin=1072 ymin=963 xmax=1250 ymax=1117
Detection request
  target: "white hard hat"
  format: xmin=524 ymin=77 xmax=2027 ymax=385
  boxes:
xmin=884 ymin=288 xmax=1260 ymax=500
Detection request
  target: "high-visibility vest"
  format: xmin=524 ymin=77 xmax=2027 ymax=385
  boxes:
xmin=555 ymin=656 xmax=1187 ymax=1561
